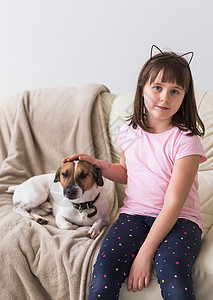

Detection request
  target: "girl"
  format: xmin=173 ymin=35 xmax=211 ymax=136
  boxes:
xmin=63 ymin=46 xmax=206 ymax=300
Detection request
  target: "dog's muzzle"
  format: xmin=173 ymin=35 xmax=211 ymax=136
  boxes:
xmin=64 ymin=184 xmax=83 ymax=200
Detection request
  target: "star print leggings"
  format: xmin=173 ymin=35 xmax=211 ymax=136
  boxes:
xmin=88 ymin=213 xmax=202 ymax=300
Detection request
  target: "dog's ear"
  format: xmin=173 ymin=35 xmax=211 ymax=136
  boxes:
xmin=54 ymin=167 xmax=61 ymax=182
xmin=93 ymin=166 xmax=104 ymax=186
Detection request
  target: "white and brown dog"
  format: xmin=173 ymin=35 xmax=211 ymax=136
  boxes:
xmin=8 ymin=160 xmax=109 ymax=239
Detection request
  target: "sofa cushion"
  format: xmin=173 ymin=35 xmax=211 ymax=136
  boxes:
xmin=195 ymin=91 xmax=213 ymax=236
xmin=196 ymin=91 xmax=213 ymax=169
xmin=108 ymin=93 xmax=134 ymax=207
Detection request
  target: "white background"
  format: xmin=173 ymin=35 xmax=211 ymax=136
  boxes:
xmin=0 ymin=0 xmax=212 ymax=100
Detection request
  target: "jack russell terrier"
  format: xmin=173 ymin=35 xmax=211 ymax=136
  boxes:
xmin=8 ymin=160 xmax=109 ymax=239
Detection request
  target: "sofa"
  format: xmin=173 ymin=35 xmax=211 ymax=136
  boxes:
xmin=0 ymin=84 xmax=212 ymax=300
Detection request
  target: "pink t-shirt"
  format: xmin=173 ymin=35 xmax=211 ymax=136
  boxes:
xmin=118 ymin=123 xmax=207 ymax=230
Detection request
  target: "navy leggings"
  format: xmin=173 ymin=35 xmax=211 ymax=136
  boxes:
xmin=88 ymin=213 xmax=202 ymax=300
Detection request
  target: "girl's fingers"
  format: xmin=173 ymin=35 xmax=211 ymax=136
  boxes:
xmin=138 ymin=277 xmax=144 ymax=291
xmin=127 ymin=275 xmax=147 ymax=292
xmin=144 ymin=274 xmax=150 ymax=288
xmin=62 ymin=153 xmax=84 ymax=163
xmin=62 ymin=154 xmax=97 ymax=166
xmin=79 ymin=155 xmax=98 ymax=166
xmin=127 ymin=277 xmax=133 ymax=292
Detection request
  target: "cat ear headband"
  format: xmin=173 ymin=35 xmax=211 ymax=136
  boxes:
xmin=150 ymin=45 xmax=194 ymax=66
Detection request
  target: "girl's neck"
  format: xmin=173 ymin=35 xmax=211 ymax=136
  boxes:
xmin=148 ymin=118 xmax=174 ymax=134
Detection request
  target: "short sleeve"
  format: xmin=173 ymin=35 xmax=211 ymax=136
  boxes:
xmin=174 ymin=133 xmax=207 ymax=164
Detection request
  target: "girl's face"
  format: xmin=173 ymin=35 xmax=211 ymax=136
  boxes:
xmin=142 ymin=72 xmax=185 ymax=133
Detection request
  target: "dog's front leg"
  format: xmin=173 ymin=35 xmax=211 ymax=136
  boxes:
xmin=55 ymin=215 xmax=78 ymax=230
xmin=88 ymin=218 xmax=108 ymax=239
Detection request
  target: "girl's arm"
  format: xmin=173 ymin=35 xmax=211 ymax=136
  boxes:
xmin=127 ymin=154 xmax=201 ymax=292
xmin=62 ymin=148 xmax=127 ymax=184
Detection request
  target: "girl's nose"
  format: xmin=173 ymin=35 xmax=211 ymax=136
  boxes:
xmin=160 ymin=91 xmax=169 ymax=103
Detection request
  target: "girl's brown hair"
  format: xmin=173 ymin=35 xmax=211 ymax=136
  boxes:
xmin=129 ymin=52 xmax=205 ymax=136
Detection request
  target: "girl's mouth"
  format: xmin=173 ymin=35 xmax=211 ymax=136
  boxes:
xmin=157 ymin=106 xmax=169 ymax=110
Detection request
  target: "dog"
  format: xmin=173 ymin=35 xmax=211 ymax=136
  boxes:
xmin=8 ymin=174 xmax=54 ymax=225
xmin=8 ymin=160 xmax=109 ymax=239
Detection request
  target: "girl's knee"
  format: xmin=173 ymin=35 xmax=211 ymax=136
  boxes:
xmin=155 ymin=254 xmax=195 ymax=300
xmin=159 ymin=280 xmax=196 ymax=300
xmin=89 ymin=262 xmax=124 ymax=300
xmin=155 ymin=253 xmax=193 ymax=279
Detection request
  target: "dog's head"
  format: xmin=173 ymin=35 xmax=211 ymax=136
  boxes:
xmin=54 ymin=160 xmax=104 ymax=200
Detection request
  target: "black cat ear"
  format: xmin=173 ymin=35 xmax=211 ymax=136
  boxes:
xmin=150 ymin=45 xmax=164 ymax=59
xmin=180 ymin=51 xmax=194 ymax=65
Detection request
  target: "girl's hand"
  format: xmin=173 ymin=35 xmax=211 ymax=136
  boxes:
xmin=62 ymin=154 xmax=99 ymax=166
xmin=63 ymin=150 xmax=127 ymax=184
xmin=127 ymin=252 xmax=152 ymax=292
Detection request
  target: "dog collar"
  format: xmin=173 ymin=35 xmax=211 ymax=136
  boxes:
xmin=72 ymin=192 xmax=100 ymax=218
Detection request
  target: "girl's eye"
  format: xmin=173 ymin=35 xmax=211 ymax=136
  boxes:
xmin=153 ymin=86 xmax=161 ymax=91
xmin=171 ymin=90 xmax=179 ymax=95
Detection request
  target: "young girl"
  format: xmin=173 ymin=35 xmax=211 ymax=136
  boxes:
xmin=63 ymin=46 xmax=206 ymax=300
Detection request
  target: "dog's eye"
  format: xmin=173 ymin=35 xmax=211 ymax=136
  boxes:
xmin=62 ymin=172 xmax=69 ymax=178
xmin=80 ymin=172 xmax=88 ymax=179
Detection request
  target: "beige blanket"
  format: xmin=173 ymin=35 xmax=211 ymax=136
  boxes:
xmin=0 ymin=84 xmax=118 ymax=300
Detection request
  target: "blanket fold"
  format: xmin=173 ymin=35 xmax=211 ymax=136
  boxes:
xmin=0 ymin=84 xmax=118 ymax=300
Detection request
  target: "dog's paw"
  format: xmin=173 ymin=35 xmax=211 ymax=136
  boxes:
xmin=30 ymin=212 xmax=49 ymax=225
xmin=37 ymin=218 xmax=48 ymax=225
xmin=87 ymin=228 xmax=100 ymax=239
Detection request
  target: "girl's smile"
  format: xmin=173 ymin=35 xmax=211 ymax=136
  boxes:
xmin=143 ymin=73 xmax=185 ymax=133
xmin=156 ymin=106 xmax=169 ymax=110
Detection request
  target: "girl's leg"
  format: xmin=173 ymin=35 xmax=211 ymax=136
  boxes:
xmin=88 ymin=214 xmax=150 ymax=300
xmin=154 ymin=219 xmax=202 ymax=300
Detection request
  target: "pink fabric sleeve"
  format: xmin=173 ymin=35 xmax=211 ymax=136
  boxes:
xmin=173 ymin=133 xmax=206 ymax=164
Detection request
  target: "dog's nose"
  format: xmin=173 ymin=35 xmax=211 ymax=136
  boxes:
xmin=64 ymin=186 xmax=78 ymax=199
